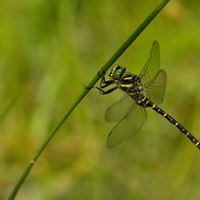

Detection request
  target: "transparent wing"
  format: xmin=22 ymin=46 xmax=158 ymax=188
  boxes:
xmin=139 ymin=41 xmax=160 ymax=85
xmin=105 ymin=94 xmax=134 ymax=122
xmin=106 ymin=105 xmax=147 ymax=148
xmin=145 ymin=69 xmax=167 ymax=105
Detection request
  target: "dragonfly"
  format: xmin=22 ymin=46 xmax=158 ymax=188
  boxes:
xmin=90 ymin=41 xmax=200 ymax=149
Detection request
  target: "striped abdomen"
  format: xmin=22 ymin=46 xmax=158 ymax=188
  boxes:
xmin=140 ymin=97 xmax=200 ymax=149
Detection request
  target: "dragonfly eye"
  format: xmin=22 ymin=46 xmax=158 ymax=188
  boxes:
xmin=109 ymin=65 xmax=126 ymax=79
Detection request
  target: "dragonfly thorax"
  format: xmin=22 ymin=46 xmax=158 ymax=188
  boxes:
xmin=125 ymin=73 xmax=146 ymax=103
xmin=109 ymin=65 xmax=147 ymax=103
xmin=119 ymin=74 xmax=146 ymax=103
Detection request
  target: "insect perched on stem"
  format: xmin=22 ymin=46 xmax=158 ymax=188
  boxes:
xmin=91 ymin=41 xmax=200 ymax=149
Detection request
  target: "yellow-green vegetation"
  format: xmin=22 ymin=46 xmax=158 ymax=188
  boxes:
xmin=1 ymin=0 xmax=200 ymax=199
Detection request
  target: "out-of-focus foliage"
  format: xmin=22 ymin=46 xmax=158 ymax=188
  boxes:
xmin=1 ymin=0 xmax=200 ymax=199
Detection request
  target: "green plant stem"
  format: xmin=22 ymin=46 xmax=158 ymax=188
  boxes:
xmin=8 ymin=0 xmax=170 ymax=199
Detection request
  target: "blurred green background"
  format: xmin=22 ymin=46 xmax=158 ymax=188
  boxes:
xmin=1 ymin=0 xmax=200 ymax=199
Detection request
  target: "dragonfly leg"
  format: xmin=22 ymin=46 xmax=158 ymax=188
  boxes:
xmin=94 ymin=86 xmax=118 ymax=95
xmin=100 ymin=76 xmax=114 ymax=88
xmin=85 ymin=68 xmax=115 ymax=91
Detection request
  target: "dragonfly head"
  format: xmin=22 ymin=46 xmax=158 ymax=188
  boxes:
xmin=109 ymin=65 xmax=126 ymax=80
